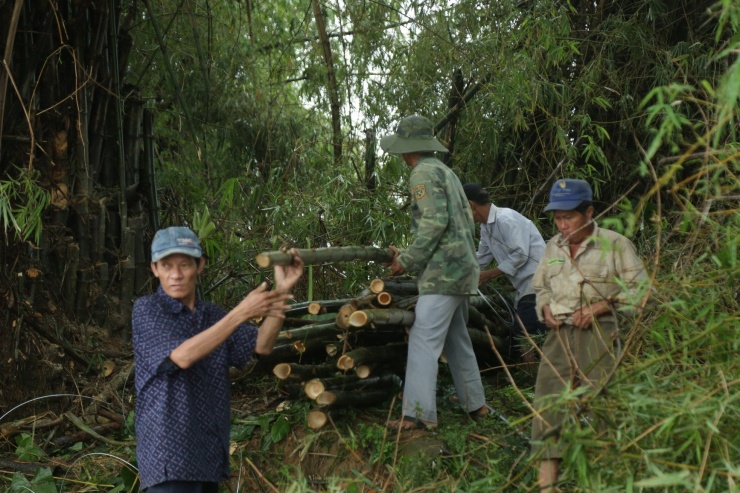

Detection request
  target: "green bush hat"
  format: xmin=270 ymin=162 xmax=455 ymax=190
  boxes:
xmin=543 ymin=179 xmax=593 ymax=212
xmin=379 ymin=115 xmax=449 ymax=154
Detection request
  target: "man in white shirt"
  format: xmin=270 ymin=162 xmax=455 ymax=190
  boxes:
xmin=463 ymin=183 xmax=547 ymax=362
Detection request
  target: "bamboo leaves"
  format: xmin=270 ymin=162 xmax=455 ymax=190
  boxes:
xmin=0 ymin=168 xmax=50 ymax=244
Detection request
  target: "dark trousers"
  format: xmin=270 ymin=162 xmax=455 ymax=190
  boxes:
xmin=144 ymin=481 xmax=219 ymax=493
xmin=515 ymin=294 xmax=547 ymax=338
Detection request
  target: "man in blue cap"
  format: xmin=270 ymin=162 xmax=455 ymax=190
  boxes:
xmin=132 ymin=226 xmax=304 ymax=492
xmin=530 ymin=179 xmax=648 ymax=492
xmin=380 ymin=115 xmax=492 ymax=429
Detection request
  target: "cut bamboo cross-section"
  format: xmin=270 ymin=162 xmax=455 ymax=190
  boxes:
xmin=256 ymin=246 xmax=394 ymax=268
xmin=349 ymin=308 xmax=415 ymax=328
xmin=308 ymin=409 xmax=328 ymax=430
xmin=375 ymin=292 xmax=393 ymax=306
xmin=335 ymin=303 xmax=357 ymax=329
xmin=307 ymin=302 xmax=324 ymax=315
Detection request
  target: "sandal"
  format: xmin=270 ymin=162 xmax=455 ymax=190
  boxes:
xmin=469 ymin=404 xmax=495 ymax=423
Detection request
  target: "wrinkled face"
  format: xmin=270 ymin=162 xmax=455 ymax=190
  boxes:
xmin=150 ymin=254 xmax=204 ymax=306
xmin=553 ymin=207 xmax=594 ymax=244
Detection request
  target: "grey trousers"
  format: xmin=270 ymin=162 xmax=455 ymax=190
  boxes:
xmin=402 ymin=294 xmax=486 ymax=423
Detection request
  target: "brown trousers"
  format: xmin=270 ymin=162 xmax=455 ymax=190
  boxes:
xmin=531 ymin=320 xmax=618 ymax=459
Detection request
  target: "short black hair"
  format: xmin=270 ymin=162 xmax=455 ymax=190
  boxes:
xmin=463 ymin=183 xmax=490 ymax=205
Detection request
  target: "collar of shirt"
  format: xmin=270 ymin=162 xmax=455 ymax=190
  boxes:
xmin=485 ymin=204 xmax=499 ymax=225
xmin=155 ymin=285 xmax=198 ymax=314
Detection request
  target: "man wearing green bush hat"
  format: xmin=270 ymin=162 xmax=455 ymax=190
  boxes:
xmin=531 ymin=179 xmax=649 ymax=492
xmin=380 ymin=115 xmax=492 ymax=429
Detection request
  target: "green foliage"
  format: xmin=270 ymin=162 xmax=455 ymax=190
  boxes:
xmin=14 ymin=433 xmax=46 ymax=462
xmin=0 ymin=167 xmax=50 ymax=244
xmin=6 ymin=468 xmax=55 ymax=493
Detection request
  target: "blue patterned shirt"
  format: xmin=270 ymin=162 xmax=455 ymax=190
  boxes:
xmin=132 ymin=286 xmax=257 ymax=489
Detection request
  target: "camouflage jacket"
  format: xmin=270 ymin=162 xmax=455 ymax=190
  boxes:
xmin=397 ymin=156 xmax=479 ymax=295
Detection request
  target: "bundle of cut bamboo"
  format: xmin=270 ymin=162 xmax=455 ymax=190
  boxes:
xmin=259 ymin=275 xmax=514 ymax=430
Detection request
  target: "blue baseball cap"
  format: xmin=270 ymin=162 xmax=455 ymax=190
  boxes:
xmin=151 ymin=226 xmax=202 ymax=262
xmin=544 ymin=179 xmax=593 ymax=212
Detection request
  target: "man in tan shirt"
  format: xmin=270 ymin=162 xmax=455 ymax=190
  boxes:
xmin=531 ymin=179 xmax=648 ymax=492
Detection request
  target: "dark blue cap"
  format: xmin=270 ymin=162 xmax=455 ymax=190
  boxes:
xmin=151 ymin=226 xmax=202 ymax=262
xmin=544 ymin=179 xmax=592 ymax=212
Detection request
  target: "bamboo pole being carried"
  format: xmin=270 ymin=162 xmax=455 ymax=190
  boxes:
xmin=349 ymin=308 xmax=415 ymax=328
xmin=256 ymin=246 xmax=394 ymax=268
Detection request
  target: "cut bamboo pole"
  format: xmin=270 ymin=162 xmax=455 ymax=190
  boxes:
xmin=277 ymin=322 xmax=338 ymax=341
xmin=468 ymin=305 xmax=508 ymax=338
xmin=355 ymin=359 xmax=406 ymax=379
xmin=467 ymin=327 xmax=504 ymax=352
xmin=336 ymin=342 xmax=408 ymax=371
xmin=272 ymin=362 xmax=338 ymax=381
xmin=256 ymin=246 xmax=393 ymax=268
xmin=316 ymin=388 xmax=395 ymax=408
xmin=284 ymin=299 xmax=354 ymax=318
xmin=349 ymin=308 xmax=415 ymax=328
xmin=368 ymin=278 xmax=418 ymax=296
xmin=304 ymin=374 xmax=359 ymax=400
